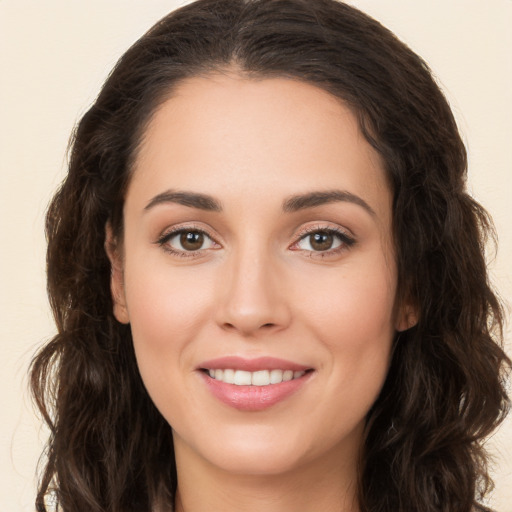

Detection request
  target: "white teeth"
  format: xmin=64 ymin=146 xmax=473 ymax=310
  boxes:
xmin=223 ymin=368 xmax=235 ymax=384
xmin=252 ymin=370 xmax=270 ymax=386
xmin=207 ymin=368 xmax=307 ymax=386
xmin=234 ymin=370 xmax=252 ymax=386
xmin=283 ymin=370 xmax=293 ymax=382
xmin=270 ymin=369 xmax=283 ymax=384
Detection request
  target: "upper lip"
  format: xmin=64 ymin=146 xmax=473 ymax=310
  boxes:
xmin=198 ymin=356 xmax=312 ymax=372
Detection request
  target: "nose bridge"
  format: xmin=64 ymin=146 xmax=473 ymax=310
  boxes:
xmin=216 ymin=237 xmax=289 ymax=335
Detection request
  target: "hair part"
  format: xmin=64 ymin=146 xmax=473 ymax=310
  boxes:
xmin=31 ymin=1 xmax=510 ymax=511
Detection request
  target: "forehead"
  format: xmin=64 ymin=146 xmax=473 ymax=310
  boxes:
xmin=129 ymin=74 xmax=390 ymax=218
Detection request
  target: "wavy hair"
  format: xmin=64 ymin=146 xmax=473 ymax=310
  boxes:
xmin=31 ymin=1 xmax=510 ymax=511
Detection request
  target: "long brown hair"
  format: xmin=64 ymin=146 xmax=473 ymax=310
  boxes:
xmin=31 ymin=1 xmax=510 ymax=511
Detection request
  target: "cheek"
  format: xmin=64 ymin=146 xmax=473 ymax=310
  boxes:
xmin=122 ymin=258 xmax=213 ymax=377
xmin=297 ymin=258 xmax=396 ymax=405
xmin=301 ymin=258 xmax=397 ymax=342
xmin=121 ymin=262 xmax=217 ymax=428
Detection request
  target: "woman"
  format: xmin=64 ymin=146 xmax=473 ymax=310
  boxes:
xmin=30 ymin=0 xmax=510 ymax=511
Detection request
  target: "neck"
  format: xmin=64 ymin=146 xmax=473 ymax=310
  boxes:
xmin=172 ymin=433 xmax=362 ymax=512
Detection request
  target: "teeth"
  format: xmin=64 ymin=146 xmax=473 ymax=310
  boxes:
xmin=270 ymin=369 xmax=283 ymax=384
xmin=233 ymin=370 xmax=252 ymax=385
xmin=207 ymin=368 xmax=306 ymax=386
xmin=252 ymin=370 xmax=270 ymax=386
xmin=223 ymin=368 xmax=235 ymax=384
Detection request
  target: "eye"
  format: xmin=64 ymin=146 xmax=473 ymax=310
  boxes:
xmin=157 ymin=228 xmax=218 ymax=255
xmin=291 ymin=227 xmax=355 ymax=254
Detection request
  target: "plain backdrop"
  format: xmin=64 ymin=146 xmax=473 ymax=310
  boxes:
xmin=1 ymin=1 xmax=511 ymax=510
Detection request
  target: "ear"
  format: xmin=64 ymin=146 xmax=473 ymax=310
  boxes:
xmin=395 ymin=299 xmax=418 ymax=332
xmin=105 ymin=223 xmax=130 ymax=324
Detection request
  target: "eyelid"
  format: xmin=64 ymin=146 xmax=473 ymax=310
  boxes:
xmin=155 ymin=223 xmax=221 ymax=257
xmin=289 ymin=223 xmax=356 ymax=254
xmin=295 ymin=222 xmax=354 ymax=238
xmin=154 ymin=221 xmax=355 ymax=258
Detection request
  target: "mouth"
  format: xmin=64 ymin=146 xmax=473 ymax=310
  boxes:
xmin=197 ymin=356 xmax=314 ymax=411
xmin=202 ymin=368 xmax=311 ymax=386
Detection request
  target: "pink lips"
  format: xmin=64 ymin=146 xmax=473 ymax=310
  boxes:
xmin=199 ymin=356 xmax=310 ymax=372
xmin=198 ymin=356 xmax=313 ymax=411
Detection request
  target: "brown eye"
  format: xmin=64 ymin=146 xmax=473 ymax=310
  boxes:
xmin=294 ymin=228 xmax=351 ymax=253
xmin=159 ymin=228 xmax=217 ymax=254
xmin=309 ymin=232 xmax=334 ymax=251
xmin=180 ymin=231 xmax=204 ymax=251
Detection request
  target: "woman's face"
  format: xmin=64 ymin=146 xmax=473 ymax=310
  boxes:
xmin=110 ymin=74 xmax=410 ymax=477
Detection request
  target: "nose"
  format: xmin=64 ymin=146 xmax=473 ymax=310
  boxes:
xmin=215 ymin=247 xmax=291 ymax=337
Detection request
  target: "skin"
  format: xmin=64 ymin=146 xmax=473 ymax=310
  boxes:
xmin=107 ymin=73 xmax=414 ymax=512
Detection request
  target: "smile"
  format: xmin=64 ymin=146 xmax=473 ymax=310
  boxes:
xmin=207 ymin=368 xmax=306 ymax=386
xmin=198 ymin=357 xmax=314 ymax=411
xmin=208 ymin=368 xmax=306 ymax=386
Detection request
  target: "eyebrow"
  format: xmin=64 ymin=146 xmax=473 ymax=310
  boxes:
xmin=282 ymin=190 xmax=376 ymax=216
xmin=144 ymin=190 xmax=222 ymax=212
xmin=144 ymin=188 xmax=375 ymax=216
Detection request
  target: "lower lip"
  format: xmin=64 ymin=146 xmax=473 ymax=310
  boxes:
xmin=200 ymin=371 xmax=312 ymax=411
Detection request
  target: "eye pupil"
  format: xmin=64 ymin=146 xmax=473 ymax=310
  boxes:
xmin=310 ymin=232 xmax=333 ymax=251
xmin=180 ymin=231 xmax=204 ymax=250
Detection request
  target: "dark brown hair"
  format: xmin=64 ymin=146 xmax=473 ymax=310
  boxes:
xmin=31 ymin=1 xmax=510 ymax=511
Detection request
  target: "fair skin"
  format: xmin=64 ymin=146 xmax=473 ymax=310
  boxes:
xmin=107 ymin=73 xmax=414 ymax=512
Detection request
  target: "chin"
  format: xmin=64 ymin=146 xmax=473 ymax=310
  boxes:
xmin=173 ymin=419 xmax=362 ymax=478
xmin=207 ymin=444 xmax=309 ymax=477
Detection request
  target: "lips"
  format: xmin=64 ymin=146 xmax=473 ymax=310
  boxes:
xmin=198 ymin=356 xmax=311 ymax=372
xmin=197 ymin=356 xmax=314 ymax=411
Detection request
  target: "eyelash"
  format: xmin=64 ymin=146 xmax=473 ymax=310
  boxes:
xmin=155 ymin=224 xmax=356 ymax=259
xmin=291 ymin=225 xmax=356 ymax=258
xmin=156 ymin=224 xmax=218 ymax=258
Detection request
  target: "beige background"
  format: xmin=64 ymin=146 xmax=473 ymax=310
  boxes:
xmin=1 ymin=1 xmax=510 ymax=510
